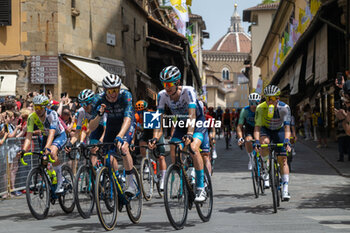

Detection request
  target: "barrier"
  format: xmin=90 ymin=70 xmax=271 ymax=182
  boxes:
xmin=0 ymin=137 xmax=75 ymax=199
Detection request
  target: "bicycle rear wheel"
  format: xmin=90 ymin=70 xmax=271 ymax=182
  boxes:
xmin=155 ymin=161 xmax=164 ymax=198
xmin=164 ymin=164 xmax=188 ymax=230
xmin=140 ymin=157 xmax=154 ymax=201
xmin=95 ymin=166 xmax=118 ymax=231
xmin=251 ymin=159 xmax=259 ymax=198
xmin=258 ymin=157 xmax=265 ymax=194
xmin=270 ymin=157 xmax=278 ymax=213
xmin=74 ymin=165 xmax=95 ymax=218
xmin=126 ymin=167 xmax=143 ymax=224
xmin=26 ymin=167 xmax=50 ymax=220
xmin=196 ymin=166 xmax=213 ymax=222
xmin=59 ymin=165 xmax=75 ymax=213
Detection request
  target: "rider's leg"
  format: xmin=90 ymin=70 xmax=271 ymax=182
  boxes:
xmin=201 ymin=153 xmax=211 ymax=175
xmin=260 ymin=135 xmax=270 ymax=187
xmin=190 ymin=138 xmax=204 ymax=188
xmin=139 ymin=140 xmax=147 ymax=158
xmin=245 ymin=135 xmax=254 ymax=170
xmin=90 ymin=146 xmax=99 ymax=168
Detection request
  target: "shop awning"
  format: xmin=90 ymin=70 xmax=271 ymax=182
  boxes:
xmin=0 ymin=70 xmax=18 ymax=96
xmin=61 ymin=54 xmax=128 ymax=90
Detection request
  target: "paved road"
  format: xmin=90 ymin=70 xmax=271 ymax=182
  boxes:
xmin=1 ymin=137 xmax=350 ymax=233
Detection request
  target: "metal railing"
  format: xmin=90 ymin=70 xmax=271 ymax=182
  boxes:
xmin=0 ymin=136 xmax=76 ymax=199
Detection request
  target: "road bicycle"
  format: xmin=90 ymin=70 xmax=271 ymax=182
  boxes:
xmin=135 ymin=144 xmax=165 ymax=201
xmin=164 ymin=141 xmax=213 ymax=230
xmin=68 ymin=143 xmax=104 ymax=219
xmin=94 ymin=143 xmax=142 ymax=231
xmin=223 ymin=125 xmax=231 ymax=149
xmin=261 ymin=143 xmax=285 ymax=213
xmin=20 ymin=151 xmax=75 ymax=219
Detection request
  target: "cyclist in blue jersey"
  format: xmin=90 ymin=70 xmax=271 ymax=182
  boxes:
xmin=65 ymin=89 xmax=107 ymax=169
xmin=18 ymin=95 xmax=67 ymax=193
xmin=237 ymin=93 xmax=261 ymax=171
xmin=148 ymin=65 xmax=208 ymax=202
xmin=89 ymin=74 xmax=137 ymax=197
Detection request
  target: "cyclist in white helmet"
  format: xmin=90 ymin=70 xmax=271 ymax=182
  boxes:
xmin=18 ymin=95 xmax=67 ymax=193
xmin=89 ymin=74 xmax=137 ymax=197
xmin=148 ymin=65 xmax=209 ymax=202
xmin=254 ymin=85 xmax=292 ymax=201
xmin=237 ymin=93 xmax=261 ymax=171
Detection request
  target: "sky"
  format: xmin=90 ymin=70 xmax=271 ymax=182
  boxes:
xmin=191 ymin=0 xmax=263 ymax=50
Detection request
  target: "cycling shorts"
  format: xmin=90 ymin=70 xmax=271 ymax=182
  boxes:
xmin=89 ymin=125 xmax=104 ymax=145
xmin=260 ymin=126 xmax=286 ymax=154
xmin=170 ymin=120 xmax=207 ymax=149
xmin=200 ymin=131 xmax=210 ymax=154
xmin=40 ymin=132 xmax=67 ymax=151
xmin=244 ymin=124 xmax=255 ymax=138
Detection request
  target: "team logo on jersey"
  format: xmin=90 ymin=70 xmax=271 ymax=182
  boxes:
xmin=144 ymin=111 xmax=161 ymax=129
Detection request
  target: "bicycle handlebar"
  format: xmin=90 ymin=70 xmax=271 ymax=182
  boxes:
xmin=20 ymin=151 xmax=55 ymax=166
xmin=260 ymin=143 xmax=285 ymax=148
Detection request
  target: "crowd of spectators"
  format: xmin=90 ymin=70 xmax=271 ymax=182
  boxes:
xmin=0 ymin=91 xmax=80 ymax=198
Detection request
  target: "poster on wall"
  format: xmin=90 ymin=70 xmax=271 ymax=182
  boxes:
xmin=30 ymin=56 xmax=58 ymax=84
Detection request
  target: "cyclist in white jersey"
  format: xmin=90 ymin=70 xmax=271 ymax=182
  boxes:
xmin=149 ymin=65 xmax=208 ymax=202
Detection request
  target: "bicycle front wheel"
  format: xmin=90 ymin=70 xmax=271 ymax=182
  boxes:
xmin=126 ymin=167 xmax=143 ymax=224
xmin=74 ymin=165 xmax=95 ymax=218
xmin=196 ymin=166 xmax=213 ymax=222
xmin=59 ymin=165 xmax=75 ymax=213
xmin=270 ymin=157 xmax=278 ymax=213
xmin=164 ymin=164 xmax=188 ymax=230
xmin=95 ymin=166 xmax=118 ymax=231
xmin=140 ymin=157 xmax=154 ymax=201
xmin=26 ymin=167 xmax=50 ymax=220
xmin=251 ymin=161 xmax=259 ymax=198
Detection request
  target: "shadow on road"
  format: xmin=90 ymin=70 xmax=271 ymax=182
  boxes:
xmin=218 ymin=204 xmax=287 ymax=215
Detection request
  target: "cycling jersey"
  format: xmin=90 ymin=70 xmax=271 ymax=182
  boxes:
xmin=91 ymin=90 xmax=135 ymax=144
xmin=157 ymin=86 xmax=205 ymax=122
xmin=27 ymin=109 xmax=65 ymax=136
xmin=255 ymin=101 xmax=291 ymax=130
xmin=238 ymin=106 xmax=255 ymax=127
xmin=222 ymin=113 xmax=231 ymax=126
xmin=75 ymin=107 xmax=107 ymax=131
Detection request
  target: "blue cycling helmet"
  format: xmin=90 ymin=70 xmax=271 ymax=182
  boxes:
xmin=160 ymin=65 xmax=181 ymax=83
xmin=78 ymin=89 xmax=95 ymax=104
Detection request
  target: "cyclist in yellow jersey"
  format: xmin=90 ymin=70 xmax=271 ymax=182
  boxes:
xmin=254 ymin=85 xmax=292 ymax=201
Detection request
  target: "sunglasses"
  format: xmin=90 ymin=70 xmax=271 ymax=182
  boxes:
xmin=106 ymin=88 xmax=119 ymax=95
xmin=34 ymin=105 xmax=45 ymax=111
xmin=266 ymin=96 xmax=277 ymax=101
xmin=162 ymin=82 xmax=176 ymax=88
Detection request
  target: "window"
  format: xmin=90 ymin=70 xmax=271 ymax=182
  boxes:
xmin=222 ymin=68 xmax=229 ymax=80
xmin=0 ymin=0 xmax=11 ymax=26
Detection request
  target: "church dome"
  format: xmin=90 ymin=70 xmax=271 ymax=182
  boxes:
xmin=210 ymin=3 xmax=251 ymax=53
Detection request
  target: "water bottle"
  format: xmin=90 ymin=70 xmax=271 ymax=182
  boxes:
xmin=47 ymin=163 xmax=57 ymax=184
xmin=267 ymin=104 xmax=274 ymax=119
xmin=212 ymin=144 xmax=218 ymax=159
xmin=187 ymin=167 xmax=196 ymax=184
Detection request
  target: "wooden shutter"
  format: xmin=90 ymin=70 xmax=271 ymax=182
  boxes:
xmin=0 ymin=0 xmax=11 ymax=26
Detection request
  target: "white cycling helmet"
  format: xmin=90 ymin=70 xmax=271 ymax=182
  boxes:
xmin=102 ymin=74 xmax=122 ymax=89
xmin=248 ymin=93 xmax=261 ymax=102
xmin=264 ymin=85 xmax=281 ymax=97
xmin=32 ymin=95 xmax=49 ymax=106
xmin=78 ymin=89 xmax=94 ymax=104
xmin=159 ymin=65 xmax=181 ymax=83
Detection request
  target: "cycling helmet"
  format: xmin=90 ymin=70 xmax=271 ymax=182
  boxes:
xmin=135 ymin=100 xmax=148 ymax=111
xmin=78 ymin=89 xmax=94 ymax=104
xmin=32 ymin=95 xmax=49 ymax=106
xmin=248 ymin=93 xmax=261 ymax=101
xmin=102 ymin=74 xmax=122 ymax=89
xmin=264 ymin=85 xmax=281 ymax=97
xmin=159 ymin=65 xmax=181 ymax=83
xmin=225 ymin=108 xmax=230 ymax=113
xmin=208 ymin=107 xmax=214 ymax=112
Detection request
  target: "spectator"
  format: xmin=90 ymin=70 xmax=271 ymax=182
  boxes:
xmin=302 ymin=104 xmax=313 ymax=140
xmin=335 ymin=115 xmax=350 ymax=162
xmin=313 ymin=107 xmax=328 ymax=148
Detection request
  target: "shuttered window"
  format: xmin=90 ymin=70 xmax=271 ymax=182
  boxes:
xmin=0 ymin=0 xmax=11 ymax=26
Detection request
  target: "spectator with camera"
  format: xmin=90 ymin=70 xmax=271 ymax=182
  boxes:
xmin=335 ymin=73 xmax=350 ymax=136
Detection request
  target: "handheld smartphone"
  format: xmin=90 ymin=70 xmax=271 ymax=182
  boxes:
xmin=39 ymin=89 xmax=44 ymax=94
xmin=337 ymin=72 xmax=343 ymax=85
xmin=61 ymin=93 xmax=65 ymax=98
xmin=29 ymin=92 xmax=33 ymax=97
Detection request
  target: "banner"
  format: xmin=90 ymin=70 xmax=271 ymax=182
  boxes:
xmin=256 ymin=77 xmax=263 ymax=95
xmin=170 ymin=0 xmax=189 ymax=36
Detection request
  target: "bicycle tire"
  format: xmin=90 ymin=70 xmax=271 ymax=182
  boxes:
xmin=74 ymin=165 xmax=95 ymax=218
xmin=95 ymin=166 xmax=118 ymax=231
xmin=140 ymin=157 xmax=154 ymax=201
xmin=276 ymin=163 xmax=281 ymax=207
xmin=164 ymin=164 xmax=188 ymax=230
xmin=251 ymin=164 xmax=259 ymax=198
xmin=155 ymin=161 xmax=164 ymax=198
xmin=26 ymin=167 xmax=50 ymax=220
xmin=259 ymin=157 xmax=265 ymax=194
xmin=196 ymin=166 xmax=213 ymax=222
xmin=59 ymin=165 xmax=75 ymax=213
xmin=126 ymin=166 xmax=143 ymax=223
xmin=270 ymin=156 xmax=278 ymax=213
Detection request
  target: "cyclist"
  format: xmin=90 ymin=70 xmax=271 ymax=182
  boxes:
xmin=202 ymin=105 xmax=216 ymax=174
xmin=132 ymin=100 xmax=167 ymax=191
xmin=222 ymin=108 xmax=232 ymax=145
xmin=215 ymin=106 xmax=223 ymax=138
xmin=148 ymin=65 xmax=208 ymax=202
xmin=237 ymin=93 xmax=261 ymax=171
xmin=65 ymin=89 xmax=107 ymax=170
xmin=89 ymin=74 xmax=137 ymax=197
xmin=254 ymin=85 xmax=292 ymax=201
xmin=18 ymin=95 xmax=67 ymax=193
